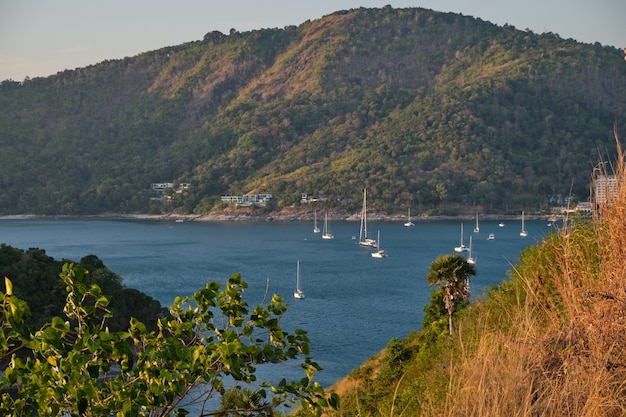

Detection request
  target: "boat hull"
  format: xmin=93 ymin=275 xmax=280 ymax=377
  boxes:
xmin=359 ymin=239 xmax=376 ymax=248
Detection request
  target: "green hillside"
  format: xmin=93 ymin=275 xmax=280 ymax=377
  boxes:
xmin=1 ymin=6 xmax=624 ymax=215
xmin=0 ymin=244 xmax=165 ymax=332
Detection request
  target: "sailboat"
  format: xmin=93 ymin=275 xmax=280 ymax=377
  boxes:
xmin=467 ymin=235 xmax=476 ymax=264
xmin=293 ymin=260 xmax=304 ymax=299
xmin=454 ymin=223 xmax=469 ymax=252
xmin=520 ymin=211 xmax=528 ymax=237
xmin=404 ymin=208 xmax=415 ymax=227
xmin=313 ymin=210 xmax=320 ymax=233
xmin=473 ymin=213 xmax=480 ymax=233
xmin=371 ymin=230 xmax=387 ymax=258
xmin=358 ymin=188 xmax=377 ymax=247
xmin=322 ymin=212 xmax=334 ymax=240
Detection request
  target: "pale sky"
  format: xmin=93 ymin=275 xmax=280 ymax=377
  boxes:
xmin=1 ymin=0 xmax=624 ymax=81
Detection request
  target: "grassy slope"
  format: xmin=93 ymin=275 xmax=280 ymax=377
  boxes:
xmin=306 ymin=137 xmax=626 ymax=416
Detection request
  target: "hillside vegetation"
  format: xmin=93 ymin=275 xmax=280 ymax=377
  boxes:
xmin=0 ymin=245 xmax=165 ymax=332
xmin=312 ymin=138 xmax=626 ymax=416
xmin=0 ymin=6 xmax=624 ymax=215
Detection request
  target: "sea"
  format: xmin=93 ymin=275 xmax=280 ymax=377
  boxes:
xmin=0 ymin=217 xmax=552 ymax=396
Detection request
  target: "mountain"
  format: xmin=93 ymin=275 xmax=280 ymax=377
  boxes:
xmin=1 ymin=6 xmax=624 ymax=216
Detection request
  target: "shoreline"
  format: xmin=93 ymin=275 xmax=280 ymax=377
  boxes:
xmin=0 ymin=211 xmax=565 ymax=223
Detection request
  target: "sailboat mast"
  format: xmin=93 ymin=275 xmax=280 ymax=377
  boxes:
xmin=460 ymin=223 xmax=464 ymax=245
xmin=363 ymin=188 xmax=368 ymax=239
xmin=359 ymin=188 xmax=366 ymax=242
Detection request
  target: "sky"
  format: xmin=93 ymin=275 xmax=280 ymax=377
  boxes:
xmin=1 ymin=0 xmax=624 ymax=82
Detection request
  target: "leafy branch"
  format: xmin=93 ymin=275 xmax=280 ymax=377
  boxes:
xmin=0 ymin=264 xmax=339 ymax=416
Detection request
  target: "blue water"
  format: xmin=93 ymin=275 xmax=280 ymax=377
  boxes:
xmin=0 ymin=218 xmax=551 ymax=390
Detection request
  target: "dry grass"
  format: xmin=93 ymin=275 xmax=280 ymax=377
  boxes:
xmin=437 ymin=133 xmax=626 ymax=417
xmin=327 ymin=352 xmax=385 ymax=398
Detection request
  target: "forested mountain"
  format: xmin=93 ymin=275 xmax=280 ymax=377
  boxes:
xmin=1 ymin=6 xmax=624 ymax=215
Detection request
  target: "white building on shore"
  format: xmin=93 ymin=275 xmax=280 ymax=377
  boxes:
xmin=221 ymin=193 xmax=273 ymax=207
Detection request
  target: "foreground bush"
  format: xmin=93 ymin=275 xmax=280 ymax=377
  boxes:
xmin=0 ymin=264 xmax=338 ymax=416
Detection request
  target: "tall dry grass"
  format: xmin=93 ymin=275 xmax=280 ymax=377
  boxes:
xmin=439 ymin=134 xmax=626 ymax=417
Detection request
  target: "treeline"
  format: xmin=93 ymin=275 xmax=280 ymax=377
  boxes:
xmin=0 ymin=244 xmax=166 ymax=331
xmin=0 ymin=6 xmax=624 ymax=216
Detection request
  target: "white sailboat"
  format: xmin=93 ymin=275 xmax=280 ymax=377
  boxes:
xmin=454 ymin=223 xmax=469 ymax=252
xmin=313 ymin=210 xmax=320 ymax=233
xmin=371 ymin=230 xmax=388 ymax=258
xmin=404 ymin=208 xmax=415 ymax=227
xmin=322 ymin=212 xmax=334 ymax=240
xmin=294 ymin=260 xmax=304 ymax=299
xmin=358 ymin=188 xmax=376 ymax=247
xmin=467 ymin=235 xmax=476 ymax=264
xmin=520 ymin=211 xmax=528 ymax=237
xmin=473 ymin=213 xmax=480 ymax=233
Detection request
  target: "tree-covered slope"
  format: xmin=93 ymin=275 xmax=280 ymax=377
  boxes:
xmin=0 ymin=244 xmax=165 ymax=331
xmin=0 ymin=6 xmax=624 ymax=215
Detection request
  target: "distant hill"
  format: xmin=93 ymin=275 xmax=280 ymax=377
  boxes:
xmin=1 ymin=6 xmax=624 ymax=216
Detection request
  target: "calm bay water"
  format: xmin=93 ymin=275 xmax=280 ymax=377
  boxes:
xmin=0 ymin=217 xmax=551 ymax=389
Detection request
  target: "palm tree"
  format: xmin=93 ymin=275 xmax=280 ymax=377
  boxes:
xmin=426 ymin=253 xmax=476 ymax=335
